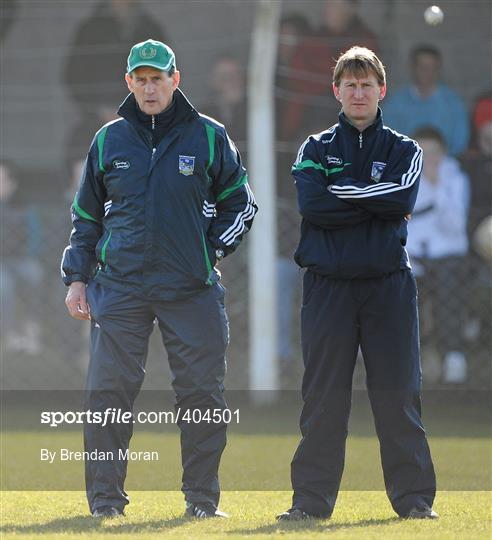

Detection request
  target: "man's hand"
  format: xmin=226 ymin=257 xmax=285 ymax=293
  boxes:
xmin=65 ymin=281 xmax=90 ymax=320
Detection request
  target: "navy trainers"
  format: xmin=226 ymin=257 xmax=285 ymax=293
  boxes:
xmin=406 ymin=506 xmax=439 ymax=519
xmin=185 ymin=501 xmax=229 ymax=519
xmin=92 ymin=506 xmax=124 ymax=518
xmin=276 ymin=508 xmax=319 ymax=521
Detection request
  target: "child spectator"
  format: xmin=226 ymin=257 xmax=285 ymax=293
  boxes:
xmin=406 ymin=127 xmax=470 ymax=383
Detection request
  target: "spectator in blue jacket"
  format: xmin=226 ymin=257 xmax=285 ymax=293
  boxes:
xmin=383 ymin=45 xmax=469 ymax=156
xmin=0 ymin=161 xmax=43 ymax=355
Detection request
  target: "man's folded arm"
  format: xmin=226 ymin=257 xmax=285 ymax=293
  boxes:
xmin=329 ymin=140 xmax=422 ymax=220
xmin=293 ymin=136 xmax=372 ymax=229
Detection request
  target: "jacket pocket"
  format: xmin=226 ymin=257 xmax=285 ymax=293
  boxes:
xmin=294 ymin=221 xmax=340 ymax=275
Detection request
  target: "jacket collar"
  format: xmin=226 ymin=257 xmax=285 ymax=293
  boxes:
xmin=338 ymin=107 xmax=383 ymax=135
xmin=117 ymin=88 xmax=199 ymax=127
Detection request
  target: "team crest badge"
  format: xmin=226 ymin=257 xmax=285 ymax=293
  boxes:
xmin=179 ymin=155 xmax=195 ymax=176
xmin=371 ymin=161 xmax=386 ymax=182
xmin=140 ymin=46 xmax=157 ymax=59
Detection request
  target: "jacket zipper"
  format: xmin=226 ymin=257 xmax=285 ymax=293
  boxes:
xmin=359 ymin=132 xmax=363 ymax=149
xmin=151 ymin=115 xmax=156 ymax=162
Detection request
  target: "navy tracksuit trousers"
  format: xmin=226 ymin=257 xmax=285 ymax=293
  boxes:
xmin=291 ymin=269 xmax=436 ymax=517
xmin=84 ymin=280 xmax=229 ymax=513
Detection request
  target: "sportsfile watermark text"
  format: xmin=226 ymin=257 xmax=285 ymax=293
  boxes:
xmin=41 ymin=408 xmax=240 ymax=427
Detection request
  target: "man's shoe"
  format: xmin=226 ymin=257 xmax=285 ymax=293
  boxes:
xmin=276 ymin=508 xmax=318 ymax=521
xmin=185 ymin=501 xmax=229 ymax=519
xmin=406 ymin=506 xmax=439 ymax=519
xmin=92 ymin=506 xmax=124 ymax=518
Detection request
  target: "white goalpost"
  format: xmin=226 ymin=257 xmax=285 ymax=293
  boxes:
xmin=247 ymin=0 xmax=281 ymax=400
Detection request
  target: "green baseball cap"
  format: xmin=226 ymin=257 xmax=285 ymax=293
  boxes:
xmin=127 ymin=39 xmax=176 ymax=73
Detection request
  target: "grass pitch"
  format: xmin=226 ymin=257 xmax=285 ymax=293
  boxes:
xmin=1 ymin=490 xmax=491 ymax=539
xmin=2 ymin=393 xmax=490 ymax=537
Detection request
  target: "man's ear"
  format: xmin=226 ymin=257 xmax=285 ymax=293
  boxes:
xmin=171 ymin=70 xmax=181 ymax=91
xmin=379 ymin=84 xmax=387 ymax=101
xmin=125 ymin=73 xmax=134 ymax=93
xmin=332 ymin=82 xmax=341 ymax=101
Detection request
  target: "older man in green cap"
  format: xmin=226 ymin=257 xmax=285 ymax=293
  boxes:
xmin=62 ymin=39 xmax=257 ymax=519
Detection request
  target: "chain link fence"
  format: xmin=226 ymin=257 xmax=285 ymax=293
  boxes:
xmin=2 ymin=171 xmax=490 ymax=391
xmin=1 ymin=0 xmax=491 ymax=392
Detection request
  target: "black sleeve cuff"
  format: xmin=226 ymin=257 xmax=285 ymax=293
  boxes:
xmin=63 ymin=273 xmax=88 ymax=286
xmin=208 ymin=239 xmax=233 ymax=257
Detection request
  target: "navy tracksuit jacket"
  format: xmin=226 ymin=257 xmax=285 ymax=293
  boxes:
xmin=290 ymin=109 xmax=436 ymax=517
xmin=61 ymin=90 xmax=257 ymax=513
xmin=62 ymin=89 xmax=257 ymax=297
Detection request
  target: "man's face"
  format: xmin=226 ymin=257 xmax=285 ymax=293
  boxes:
xmin=278 ymin=22 xmax=302 ymax=65
xmin=125 ymin=66 xmax=180 ymax=115
xmin=418 ymin=137 xmax=445 ymax=182
xmin=412 ymin=53 xmax=440 ymax=90
xmin=210 ymin=59 xmax=244 ymax=105
xmin=324 ymin=0 xmax=356 ymax=32
xmin=333 ymin=72 xmax=386 ymax=126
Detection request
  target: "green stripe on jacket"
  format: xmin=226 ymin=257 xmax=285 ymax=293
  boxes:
xmin=72 ymin=195 xmax=99 ymax=223
xmin=217 ymin=174 xmax=248 ymax=202
xmin=292 ymin=160 xmax=351 ymax=176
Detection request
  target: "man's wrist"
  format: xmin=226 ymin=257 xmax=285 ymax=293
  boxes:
xmin=63 ymin=273 xmax=88 ymax=286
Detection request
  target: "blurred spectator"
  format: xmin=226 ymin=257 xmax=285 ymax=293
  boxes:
xmin=460 ymin=94 xmax=492 ymax=379
xmin=0 ymin=161 xmax=43 ymax=354
xmin=383 ymin=45 xmax=469 ymax=156
xmin=65 ymin=106 xmax=118 ymax=195
xmin=406 ymin=127 xmax=470 ymax=383
xmin=275 ymin=12 xmax=311 ymax=175
xmin=62 ymin=0 xmax=166 ymax=200
xmin=275 ymin=14 xmax=311 ymax=375
xmin=200 ymin=54 xmax=250 ymax=380
xmin=277 ymin=13 xmax=310 ymax=69
xmin=472 ymin=94 xmax=492 ymax=157
xmin=281 ymin=0 xmax=378 ymax=143
xmin=276 ymin=13 xmax=311 ymax=137
xmin=203 ymin=55 xmax=247 ymax=151
xmin=0 ymin=0 xmax=18 ymax=42
xmin=63 ymin=0 xmax=167 ymax=115
xmin=463 ymin=93 xmax=492 ymax=240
